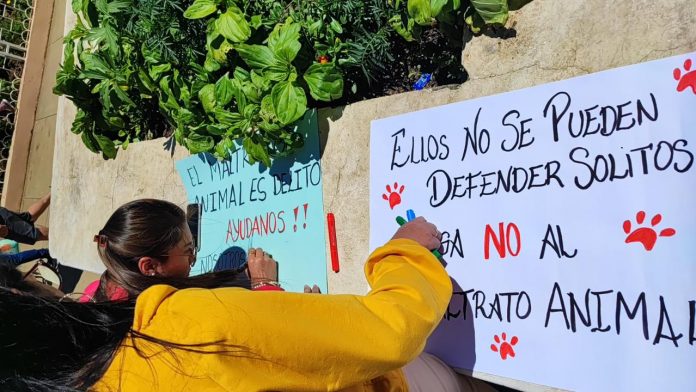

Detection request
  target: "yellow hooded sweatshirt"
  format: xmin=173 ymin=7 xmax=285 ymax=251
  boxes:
xmin=94 ymin=239 xmax=453 ymax=391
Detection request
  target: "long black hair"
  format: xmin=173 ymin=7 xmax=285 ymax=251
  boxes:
xmin=0 ymin=288 xmax=134 ymax=391
xmin=0 ymin=259 xmax=63 ymax=298
xmin=0 ymin=287 xmax=247 ymax=391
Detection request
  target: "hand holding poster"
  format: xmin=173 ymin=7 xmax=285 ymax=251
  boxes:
xmin=370 ymin=53 xmax=696 ymax=391
xmin=176 ymin=112 xmax=327 ymax=293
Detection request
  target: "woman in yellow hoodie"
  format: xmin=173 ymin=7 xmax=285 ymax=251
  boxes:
xmin=0 ymin=213 xmax=476 ymax=391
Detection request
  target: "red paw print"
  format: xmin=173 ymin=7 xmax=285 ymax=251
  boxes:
xmin=673 ymin=58 xmax=696 ymax=94
xmin=382 ymin=182 xmax=405 ymax=209
xmin=490 ymin=333 xmax=518 ymax=360
xmin=623 ymin=211 xmax=676 ymax=251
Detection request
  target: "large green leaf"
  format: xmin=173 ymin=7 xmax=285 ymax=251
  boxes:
xmin=208 ymin=33 xmax=234 ymax=63
xmin=250 ymin=71 xmax=271 ymax=91
xmin=388 ymin=15 xmax=415 ymax=41
xmin=81 ymin=131 xmax=100 ymax=153
xmin=243 ymin=137 xmax=271 ymax=167
xmin=198 ymin=84 xmax=217 ymax=113
xmin=54 ymin=70 xmax=92 ymax=106
xmin=79 ymin=53 xmax=112 ymax=80
xmin=204 ymin=52 xmax=222 ymax=72
xmin=184 ymin=0 xmax=218 ymax=19
xmin=214 ymin=108 xmax=244 ymax=128
xmin=186 ymin=132 xmax=215 ymax=153
xmin=106 ymin=0 xmax=131 ymax=13
xmin=215 ymin=73 xmax=235 ymax=106
xmin=407 ymin=0 xmax=449 ymax=25
xmin=71 ymin=109 xmax=90 ymax=135
xmin=177 ymin=108 xmax=195 ymax=125
xmin=271 ymin=81 xmax=306 ymax=125
xmin=111 ymin=81 xmax=135 ymax=107
xmin=166 ymin=70 xmax=188 ymax=106
xmin=242 ymin=103 xmax=259 ymax=120
xmin=94 ymin=0 xmax=109 ymax=13
xmin=471 ymin=0 xmax=509 ymax=25
xmin=267 ymin=20 xmax=301 ymax=63
xmin=303 ymin=63 xmax=344 ymax=102
xmin=260 ymin=95 xmax=276 ymax=123
xmin=86 ymin=25 xmax=119 ymax=57
xmin=250 ymin=15 xmax=263 ymax=29
xmin=241 ymin=85 xmax=262 ymax=105
xmin=159 ymin=75 xmax=181 ymax=111
xmin=214 ymin=137 xmax=235 ymax=159
xmin=94 ymin=134 xmax=117 ymax=159
xmin=265 ymin=63 xmax=292 ymax=82
xmin=235 ymin=44 xmax=275 ymax=70
xmin=148 ymin=63 xmax=171 ymax=81
xmin=329 ymin=19 xmax=343 ymax=34
xmin=215 ymin=5 xmax=250 ymax=43
xmin=136 ymin=68 xmax=156 ymax=94
xmin=206 ymin=124 xmax=227 ymax=136
xmin=62 ymin=38 xmax=76 ymax=73
xmin=233 ymin=67 xmax=251 ymax=82
xmin=71 ymin=0 xmax=87 ymax=14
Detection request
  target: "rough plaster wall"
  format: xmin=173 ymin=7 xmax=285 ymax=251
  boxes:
xmin=51 ymin=92 xmax=188 ymax=272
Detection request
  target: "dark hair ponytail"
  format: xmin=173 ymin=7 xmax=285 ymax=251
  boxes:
xmin=96 ymin=199 xmax=249 ymax=299
xmin=0 ymin=289 xmax=134 ymax=391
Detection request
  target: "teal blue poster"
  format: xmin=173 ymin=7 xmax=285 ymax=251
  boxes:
xmin=175 ymin=112 xmax=327 ymax=292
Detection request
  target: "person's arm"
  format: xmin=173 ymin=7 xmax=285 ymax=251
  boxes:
xmin=0 ymin=248 xmax=50 ymax=267
xmin=141 ymin=232 xmax=451 ymax=390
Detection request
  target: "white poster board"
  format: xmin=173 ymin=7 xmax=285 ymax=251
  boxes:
xmin=370 ymin=52 xmax=696 ymax=391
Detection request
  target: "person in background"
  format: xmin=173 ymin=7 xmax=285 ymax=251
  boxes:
xmin=0 ymin=193 xmax=50 ymax=244
xmin=0 ymin=247 xmax=54 ymax=267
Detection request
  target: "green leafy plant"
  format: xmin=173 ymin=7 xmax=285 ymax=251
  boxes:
xmin=55 ymin=0 xmax=516 ymax=164
xmin=391 ymin=0 xmax=511 ymax=40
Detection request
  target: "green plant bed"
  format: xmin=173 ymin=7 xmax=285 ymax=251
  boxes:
xmin=55 ymin=0 xmax=513 ymax=165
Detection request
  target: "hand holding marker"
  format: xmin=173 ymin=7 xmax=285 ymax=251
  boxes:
xmin=396 ymin=209 xmax=442 ymax=258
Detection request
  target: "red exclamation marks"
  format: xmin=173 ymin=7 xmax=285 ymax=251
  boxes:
xmin=293 ymin=204 xmax=309 ymax=232
xmin=302 ymin=203 xmax=308 ymax=229
xmin=293 ymin=206 xmax=299 ymax=232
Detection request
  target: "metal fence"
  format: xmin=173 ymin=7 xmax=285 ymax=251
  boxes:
xmin=0 ymin=0 xmax=33 ymax=197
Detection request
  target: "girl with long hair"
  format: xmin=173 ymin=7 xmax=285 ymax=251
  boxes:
xmin=0 ymin=216 xmax=463 ymax=391
xmin=89 ymin=199 xmax=285 ymax=302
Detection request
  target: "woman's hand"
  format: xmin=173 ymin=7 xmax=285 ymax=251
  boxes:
xmin=247 ymin=248 xmax=278 ymax=284
xmin=391 ymin=217 xmax=442 ymax=251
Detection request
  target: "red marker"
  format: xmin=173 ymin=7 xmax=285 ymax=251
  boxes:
xmin=327 ymin=213 xmax=339 ymax=273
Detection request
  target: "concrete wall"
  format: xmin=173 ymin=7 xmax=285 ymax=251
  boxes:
xmin=2 ymin=0 xmax=54 ymax=213
xmin=51 ymin=0 xmax=696 ymax=292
